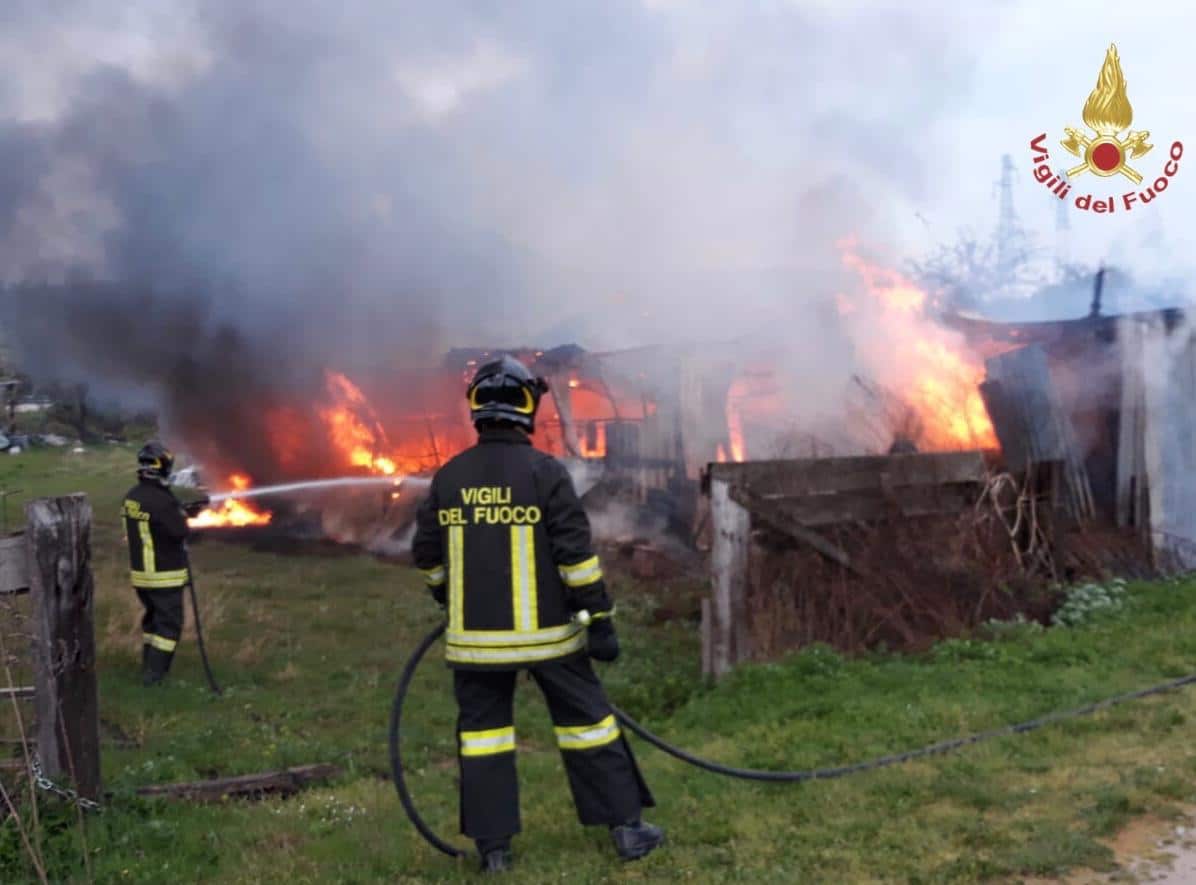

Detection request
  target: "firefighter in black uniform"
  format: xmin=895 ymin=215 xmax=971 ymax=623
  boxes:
xmin=121 ymin=442 xmax=207 ymax=685
xmin=413 ymin=356 xmax=665 ymax=873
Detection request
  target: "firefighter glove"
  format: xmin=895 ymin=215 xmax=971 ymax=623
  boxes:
xmin=587 ymin=619 xmax=620 ymax=662
xmin=181 ymin=497 xmax=210 ymax=518
xmin=429 ymin=584 xmax=447 ymax=610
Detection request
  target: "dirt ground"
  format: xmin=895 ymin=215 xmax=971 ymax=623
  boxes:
xmin=1030 ymin=809 xmax=1196 ymax=883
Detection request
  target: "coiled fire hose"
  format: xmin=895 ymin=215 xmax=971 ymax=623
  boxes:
xmin=390 ymin=621 xmax=1196 ymax=859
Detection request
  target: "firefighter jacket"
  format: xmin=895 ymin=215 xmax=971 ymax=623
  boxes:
xmin=122 ymin=478 xmax=191 ymax=590
xmin=413 ymin=426 xmax=613 ymax=669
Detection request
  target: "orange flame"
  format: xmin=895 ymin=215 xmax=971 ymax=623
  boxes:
xmin=321 ymin=371 xmax=401 ymax=475
xmin=726 ymin=385 xmax=746 ymax=462
xmin=839 ymin=239 xmax=927 ymax=313
xmin=836 ymin=237 xmax=997 ymax=451
xmin=577 ymin=421 xmax=606 ymax=458
xmin=187 ymin=473 xmax=272 ymax=529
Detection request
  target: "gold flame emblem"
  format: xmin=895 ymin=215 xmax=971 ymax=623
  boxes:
xmin=1061 ymin=44 xmax=1153 ymax=184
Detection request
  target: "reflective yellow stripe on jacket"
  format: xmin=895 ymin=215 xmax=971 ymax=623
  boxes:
xmin=444 ymin=524 xmax=587 ymax=665
xmin=510 ymin=525 xmax=538 ymax=631
xmin=559 ymin=555 xmax=603 ymax=588
xmin=445 ymin=631 xmax=586 ymax=665
xmin=447 ymin=526 xmax=464 ymax=631
xmin=130 ymin=520 xmax=188 ymax=589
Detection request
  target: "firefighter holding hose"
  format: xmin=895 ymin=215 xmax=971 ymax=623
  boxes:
xmin=121 ymin=442 xmax=207 ymax=685
xmin=412 ymin=356 xmax=664 ymax=873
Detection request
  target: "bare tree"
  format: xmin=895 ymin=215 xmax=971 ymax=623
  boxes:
xmin=907 ymin=225 xmax=1050 ymax=313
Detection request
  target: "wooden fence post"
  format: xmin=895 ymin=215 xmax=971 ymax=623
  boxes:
xmin=706 ymin=477 xmax=750 ymax=680
xmin=27 ymin=494 xmax=100 ymax=801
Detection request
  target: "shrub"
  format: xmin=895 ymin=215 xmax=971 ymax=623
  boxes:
xmin=1051 ymin=579 xmax=1128 ymax=628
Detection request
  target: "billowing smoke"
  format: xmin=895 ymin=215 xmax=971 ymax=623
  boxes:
xmin=0 ymin=1 xmax=1010 ymax=469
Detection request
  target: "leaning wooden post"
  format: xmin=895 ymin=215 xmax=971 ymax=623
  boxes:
xmin=27 ymin=494 xmax=100 ymax=801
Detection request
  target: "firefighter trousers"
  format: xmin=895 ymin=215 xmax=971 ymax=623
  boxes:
xmin=136 ymin=587 xmax=184 ymax=681
xmin=453 ymin=654 xmax=655 ymax=843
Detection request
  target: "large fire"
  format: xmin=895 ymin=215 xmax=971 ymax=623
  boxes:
xmin=187 ymin=473 xmax=272 ymax=529
xmin=836 ymin=236 xmax=998 ymax=452
xmin=184 ymin=251 xmax=993 ymax=527
xmin=320 ymin=371 xmax=402 ymax=475
xmin=188 ymin=361 xmax=638 ymax=531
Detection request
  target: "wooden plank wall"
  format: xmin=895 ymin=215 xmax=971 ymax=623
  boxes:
xmin=701 ymin=451 xmax=987 ymax=678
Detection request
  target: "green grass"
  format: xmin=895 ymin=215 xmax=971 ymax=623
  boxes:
xmin=3 ymin=447 xmax=1196 ymax=882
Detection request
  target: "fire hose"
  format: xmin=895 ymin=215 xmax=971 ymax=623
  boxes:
xmin=391 ymin=621 xmax=1196 ymax=859
xmin=182 ymin=548 xmax=223 ymax=696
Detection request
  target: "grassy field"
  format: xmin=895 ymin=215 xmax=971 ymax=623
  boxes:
xmin=3 ymin=446 xmax=1196 ymax=882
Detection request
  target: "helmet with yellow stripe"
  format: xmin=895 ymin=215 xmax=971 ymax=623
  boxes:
xmin=137 ymin=440 xmax=175 ymax=482
xmin=466 ymin=355 xmax=549 ymax=432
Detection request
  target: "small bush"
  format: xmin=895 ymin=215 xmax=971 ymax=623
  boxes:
xmin=981 ymin=613 xmax=1046 ymax=641
xmin=1051 ymin=579 xmax=1128 ymax=628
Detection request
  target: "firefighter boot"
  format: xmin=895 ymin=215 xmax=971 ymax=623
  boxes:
xmin=611 ymin=820 xmax=665 ymax=861
xmin=477 ymin=839 xmax=512 ymax=873
xmin=143 ymin=645 xmax=171 ymax=686
xmin=141 ymin=645 xmax=160 ymax=686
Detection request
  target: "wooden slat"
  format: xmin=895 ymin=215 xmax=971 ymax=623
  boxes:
xmin=0 ymin=685 xmax=35 ymax=699
xmin=135 ymin=763 xmax=341 ymax=802
xmin=747 ymin=485 xmax=979 ymax=528
xmin=708 ymin=451 xmax=986 ymax=498
xmin=0 ymin=534 xmax=28 ymax=594
xmin=729 ymin=486 xmax=867 ymax=576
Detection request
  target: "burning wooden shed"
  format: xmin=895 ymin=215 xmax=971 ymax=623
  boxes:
xmin=698 ymin=300 xmax=1193 ymax=679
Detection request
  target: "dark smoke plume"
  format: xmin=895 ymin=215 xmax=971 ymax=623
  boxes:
xmin=0 ymin=1 xmax=1008 ymax=468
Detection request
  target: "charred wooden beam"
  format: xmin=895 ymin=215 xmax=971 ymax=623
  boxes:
xmin=135 ymin=763 xmax=342 ymax=802
xmin=706 ymin=451 xmax=986 ymax=498
xmin=748 ymin=485 xmax=981 ymax=528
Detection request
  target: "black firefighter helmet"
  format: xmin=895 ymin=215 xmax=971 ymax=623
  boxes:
xmin=466 ymin=355 xmax=549 ymax=432
xmin=137 ymin=440 xmax=175 ymax=482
